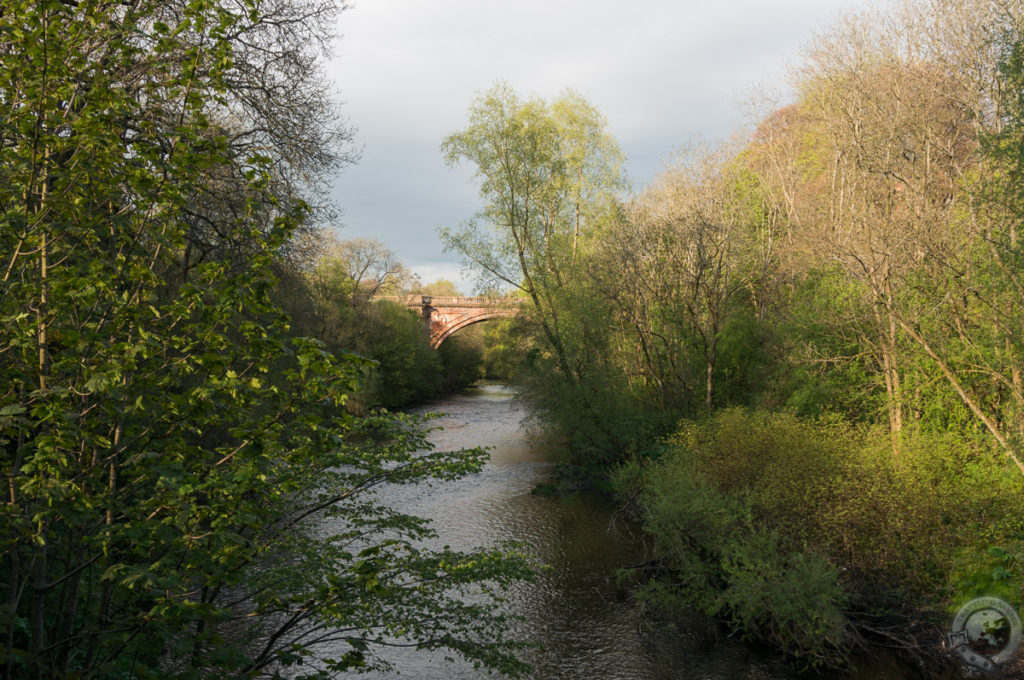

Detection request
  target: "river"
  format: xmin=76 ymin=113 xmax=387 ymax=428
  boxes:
xmin=342 ymin=382 xmax=919 ymax=680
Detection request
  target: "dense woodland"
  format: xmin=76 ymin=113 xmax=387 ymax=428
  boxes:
xmin=277 ymin=236 xmax=488 ymax=409
xmin=5 ymin=0 xmax=1024 ymax=677
xmin=0 ymin=1 xmax=527 ymax=678
xmin=441 ymin=0 xmax=1024 ymax=671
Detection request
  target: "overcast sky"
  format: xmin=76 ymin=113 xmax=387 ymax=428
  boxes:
xmin=325 ymin=0 xmax=879 ymax=292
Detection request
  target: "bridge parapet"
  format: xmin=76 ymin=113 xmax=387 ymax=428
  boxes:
xmin=374 ymin=295 xmax=528 ymax=309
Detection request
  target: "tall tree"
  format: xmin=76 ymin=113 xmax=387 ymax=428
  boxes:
xmin=592 ymin=144 xmax=764 ymax=413
xmin=0 ymin=2 xmax=531 ymax=677
xmin=439 ymin=83 xmax=624 ymax=381
xmin=751 ymin=0 xmax=1024 ymax=470
xmin=766 ymin=6 xmax=980 ymax=452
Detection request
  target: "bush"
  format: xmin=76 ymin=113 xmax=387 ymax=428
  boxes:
xmin=624 ymin=423 xmax=850 ymax=668
xmin=522 ymin=366 xmax=676 ymax=466
xmin=719 ymin=531 xmax=849 ymax=666
xmin=623 ymin=408 xmax=1024 ymax=667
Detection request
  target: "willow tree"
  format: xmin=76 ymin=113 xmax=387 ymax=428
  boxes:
xmin=0 ymin=2 xmax=531 ymax=678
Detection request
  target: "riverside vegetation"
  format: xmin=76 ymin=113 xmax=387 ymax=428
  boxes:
xmin=0 ymin=1 xmax=527 ymax=678
xmin=7 ymin=0 xmax=1024 ymax=677
xmin=442 ymin=0 xmax=1024 ymax=672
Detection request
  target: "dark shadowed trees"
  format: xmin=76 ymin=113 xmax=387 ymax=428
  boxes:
xmin=0 ymin=2 xmax=530 ymax=677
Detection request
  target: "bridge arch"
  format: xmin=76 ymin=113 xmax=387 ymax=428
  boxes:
xmin=429 ymin=309 xmax=516 ymax=348
xmin=371 ymin=295 xmax=527 ymax=349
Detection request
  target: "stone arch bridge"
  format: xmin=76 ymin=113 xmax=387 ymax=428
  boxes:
xmin=374 ymin=295 xmax=527 ymax=348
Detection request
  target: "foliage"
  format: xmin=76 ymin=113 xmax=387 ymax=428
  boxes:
xmin=436 ymin=0 xmax=1024 ymax=668
xmin=442 ymin=98 xmax=771 ymax=460
xmin=283 ymin=241 xmax=484 ymax=410
xmin=0 ymin=1 xmax=528 ymax=677
xmin=416 ymin=278 xmax=461 ymax=297
xmin=480 ymin=316 xmax=533 ymax=380
xmin=438 ymin=328 xmax=486 ymax=392
xmin=360 ymin=301 xmax=443 ymax=408
xmin=441 ymin=82 xmax=626 ymax=388
xmin=620 ymin=409 xmax=1024 ymax=667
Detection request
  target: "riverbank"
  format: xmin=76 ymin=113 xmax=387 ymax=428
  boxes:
xmin=336 ymin=383 xmax=992 ymax=679
xmin=609 ymin=408 xmax=1024 ymax=677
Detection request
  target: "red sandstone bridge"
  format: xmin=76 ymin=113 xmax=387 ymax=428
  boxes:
xmin=374 ymin=295 xmax=528 ymax=348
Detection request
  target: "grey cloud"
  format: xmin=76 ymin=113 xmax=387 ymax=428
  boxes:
xmin=327 ymin=0 xmax=877 ymax=289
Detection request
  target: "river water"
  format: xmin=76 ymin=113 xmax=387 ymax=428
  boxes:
xmin=346 ymin=382 xmax=918 ymax=680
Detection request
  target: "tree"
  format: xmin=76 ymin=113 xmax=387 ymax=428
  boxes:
xmin=440 ymin=85 xmax=645 ymax=463
xmin=742 ymin=3 xmax=985 ymax=453
xmin=549 ymin=91 xmax=627 ymax=259
xmin=592 ymin=143 xmax=762 ymax=413
xmin=0 ymin=2 xmax=531 ymax=677
xmin=170 ymin=0 xmax=357 ymax=275
xmin=774 ymin=0 xmax=1024 ymax=469
xmin=418 ymin=278 xmax=462 ymax=296
xmin=440 ymin=83 xmax=625 ymax=382
xmin=304 ymin=235 xmax=411 ymax=338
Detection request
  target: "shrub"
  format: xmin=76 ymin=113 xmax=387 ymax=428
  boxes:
xmin=625 ymin=428 xmax=850 ymax=668
xmin=623 ymin=407 xmax=1024 ymax=667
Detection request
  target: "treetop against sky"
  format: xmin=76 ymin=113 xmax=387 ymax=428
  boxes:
xmin=327 ymin=0 xmax=878 ymax=292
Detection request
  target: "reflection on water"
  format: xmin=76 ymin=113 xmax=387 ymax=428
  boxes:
xmin=322 ymin=383 xmax=920 ymax=680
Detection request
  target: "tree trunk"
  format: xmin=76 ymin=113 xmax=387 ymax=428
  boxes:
xmin=897 ymin=316 xmax=1024 ymax=475
xmin=705 ymin=339 xmax=716 ymax=413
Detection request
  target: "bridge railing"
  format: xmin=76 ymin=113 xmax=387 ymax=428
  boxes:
xmin=373 ymin=295 xmax=529 ymax=308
